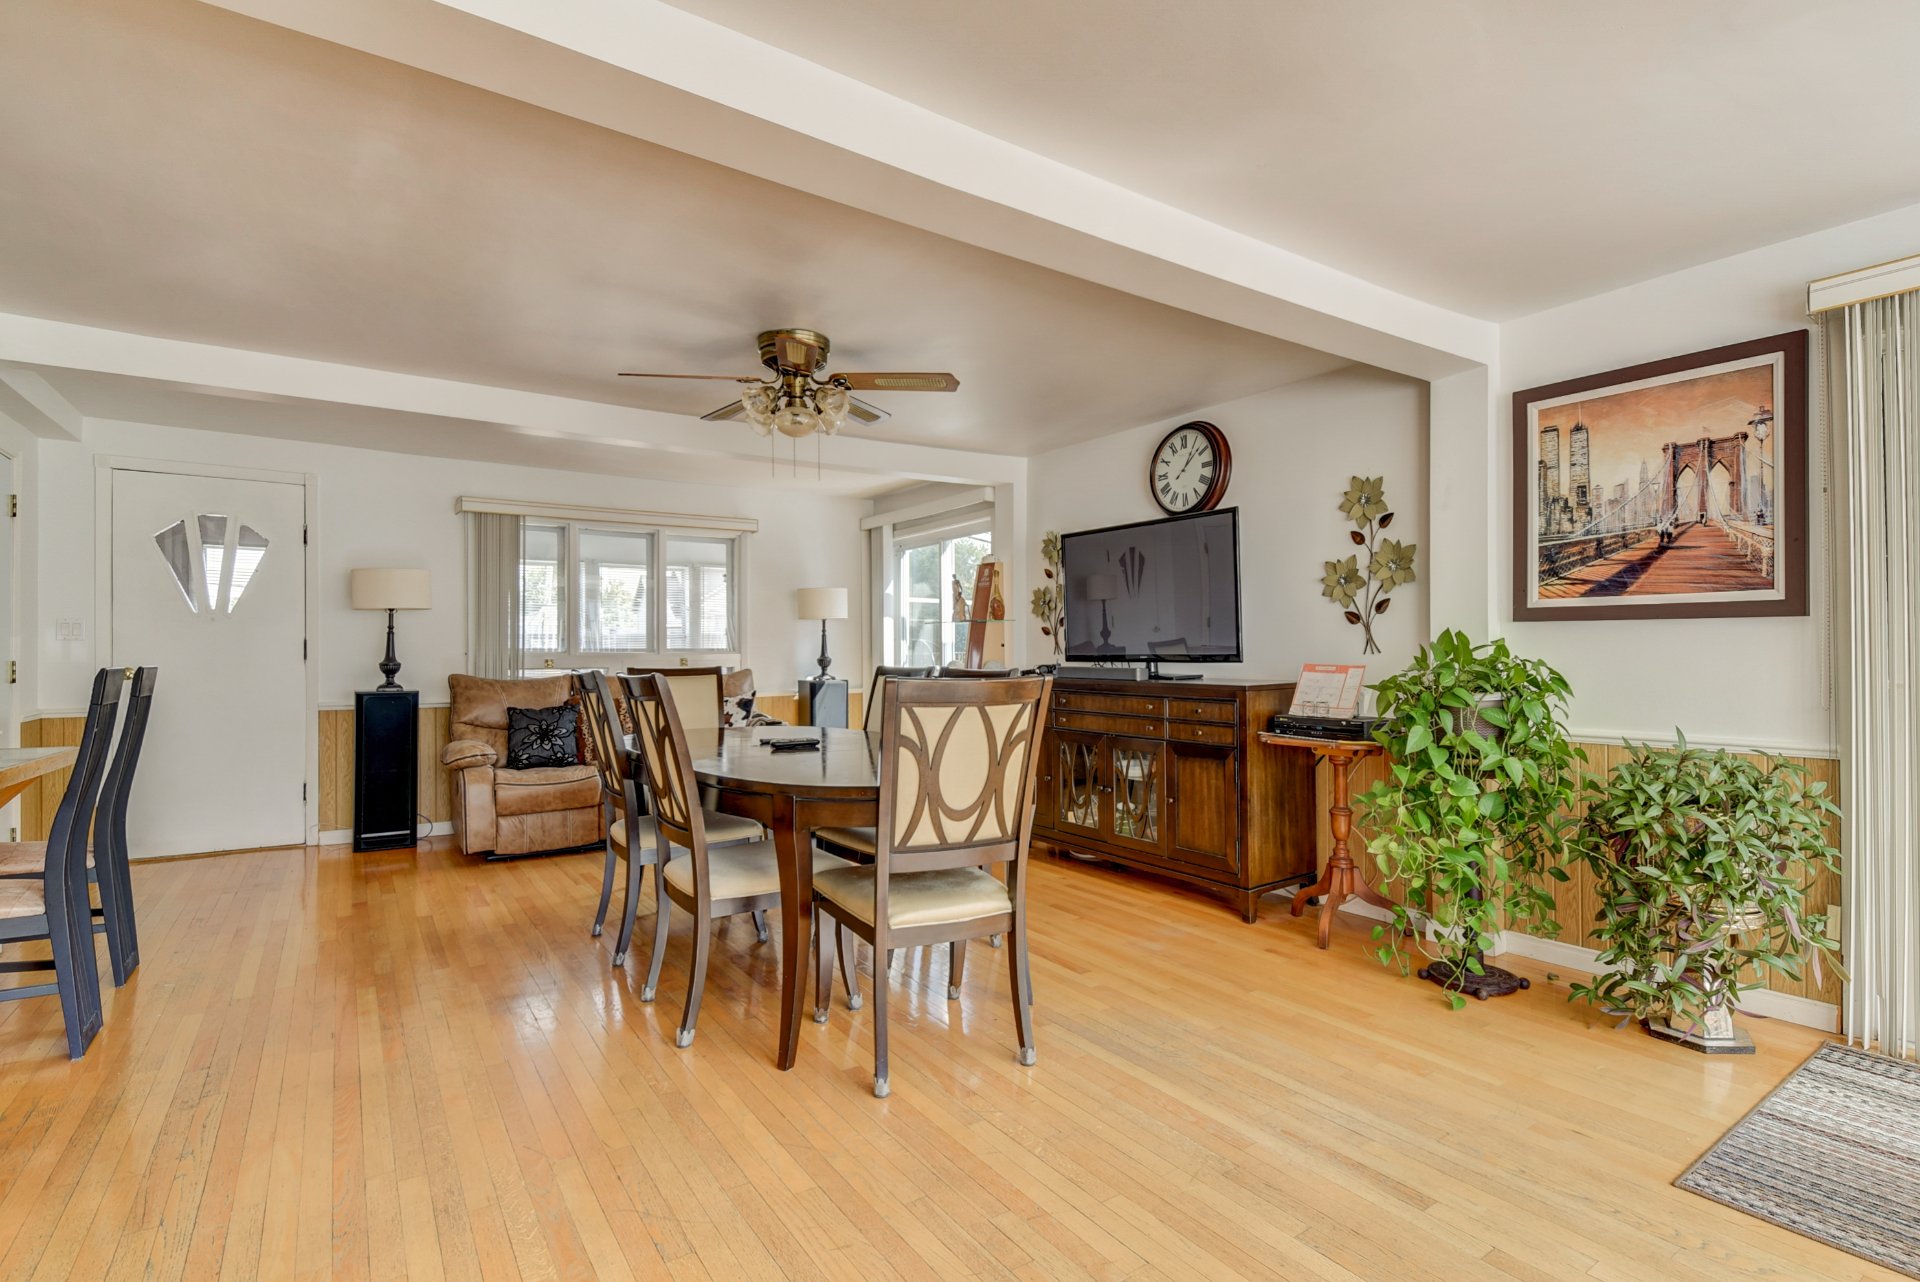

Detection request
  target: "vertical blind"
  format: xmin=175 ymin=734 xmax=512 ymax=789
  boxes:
xmin=465 ymin=511 xmax=523 ymax=680
xmin=1832 ymin=291 xmax=1920 ymax=1060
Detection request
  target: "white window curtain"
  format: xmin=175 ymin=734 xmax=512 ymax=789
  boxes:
xmin=1831 ymin=291 xmax=1920 ymax=1060
xmin=465 ymin=511 xmax=523 ymax=679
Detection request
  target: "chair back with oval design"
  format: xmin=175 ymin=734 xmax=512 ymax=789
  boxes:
xmin=626 ymin=666 xmax=725 ymax=732
xmin=619 ymin=672 xmax=707 ymax=857
xmin=574 ymin=671 xmax=629 ymax=803
xmin=875 ymin=676 xmax=1050 ymax=880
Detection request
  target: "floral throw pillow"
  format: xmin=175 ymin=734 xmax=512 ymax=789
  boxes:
xmin=506 ymin=705 xmax=579 ymax=770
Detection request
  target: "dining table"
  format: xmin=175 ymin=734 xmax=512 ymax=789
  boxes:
xmin=0 ymin=745 xmax=80 ymax=811
xmin=687 ymin=726 xmax=880 ymax=1070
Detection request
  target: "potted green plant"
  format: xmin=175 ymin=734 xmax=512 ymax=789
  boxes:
xmin=1570 ymin=737 xmax=1844 ymax=1053
xmin=1357 ymin=629 xmax=1582 ymax=1007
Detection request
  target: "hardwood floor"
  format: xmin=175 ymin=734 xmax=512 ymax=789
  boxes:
xmin=0 ymin=842 xmax=1895 ymax=1281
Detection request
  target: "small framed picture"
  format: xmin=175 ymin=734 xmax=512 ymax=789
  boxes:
xmin=1512 ymin=329 xmax=1809 ymax=621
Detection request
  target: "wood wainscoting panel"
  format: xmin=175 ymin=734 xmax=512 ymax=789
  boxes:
xmin=318 ymin=705 xmax=453 ymax=835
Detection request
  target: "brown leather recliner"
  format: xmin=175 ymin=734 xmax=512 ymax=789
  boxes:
xmin=442 ymin=673 xmax=604 ymax=859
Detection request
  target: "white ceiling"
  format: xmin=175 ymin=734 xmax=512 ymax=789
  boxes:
xmin=670 ymin=0 xmax=1920 ymax=320
xmin=0 ymin=0 xmax=1346 ymax=462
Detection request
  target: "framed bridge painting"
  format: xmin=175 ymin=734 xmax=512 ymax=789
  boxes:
xmin=1512 ymin=329 xmax=1809 ymax=622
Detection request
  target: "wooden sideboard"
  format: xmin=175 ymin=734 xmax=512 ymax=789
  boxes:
xmin=1032 ymin=675 xmax=1317 ymax=921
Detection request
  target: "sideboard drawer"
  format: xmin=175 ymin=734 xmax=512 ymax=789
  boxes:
xmin=1055 ymin=690 xmax=1168 ymax=718
xmin=1169 ymin=720 xmax=1236 ymax=747
xmin=1051 ymin=710 xmax=1167 ymax=738
xmin=1169 ymin=699 xmax=1236 ymax=725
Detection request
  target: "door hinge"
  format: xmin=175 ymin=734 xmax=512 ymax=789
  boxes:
xmin=302 ymin=782 xmax=308 ymax=802
xmin=6 ymin=661 xmax=14 ymax=685
xmin=302 ymin=525 xmax=308 ymax=545
xmin=7 ymin=495 xmax=15 ymax=518
xmin=302 ymin=638 xmax=308 ymax=660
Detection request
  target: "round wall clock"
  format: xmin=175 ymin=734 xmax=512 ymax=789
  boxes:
xmin=1148 ymin=421 xmax=1231 ymax=514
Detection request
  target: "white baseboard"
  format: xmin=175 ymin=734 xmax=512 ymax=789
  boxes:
xmin=316 ymin=820 xmax=454 ymax=848
xmin=1496 ymin=931 xmax=1838 ymax=1032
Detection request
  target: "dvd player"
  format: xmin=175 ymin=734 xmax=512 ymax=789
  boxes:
xmin=1267 ymin=713 xmax=1382 ymax=742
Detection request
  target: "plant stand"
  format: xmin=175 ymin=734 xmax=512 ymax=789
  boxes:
xmin=1645 ymin=997 xmax=1755 ymax=1054
xmin=1417 ymin=957 xmax=1530 ymax=1000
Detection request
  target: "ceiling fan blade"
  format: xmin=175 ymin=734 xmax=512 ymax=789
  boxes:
xmin=700 ymin=399 xmax=749 ymax=422
xmin=847 ymin=395 xmax=890 ymax=425
xmin=833 ymin=372 xmax=959 ymax=393
xmin=617 ymin=371 xmax=766 ymax=382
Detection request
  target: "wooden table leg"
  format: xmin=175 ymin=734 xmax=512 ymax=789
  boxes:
xmin=1288 ymin=747 xmax=1393 ymax=949
xmin=771 ymin=792 xmax=814 ymax=1071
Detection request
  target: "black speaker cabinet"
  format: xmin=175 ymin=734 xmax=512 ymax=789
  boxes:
xmin=354 ymin=689 xmax=419 ymax=851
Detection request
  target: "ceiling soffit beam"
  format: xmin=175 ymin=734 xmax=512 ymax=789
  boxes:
xmin=0 ymin=369 xmax=83 ymax=440
xmin=0 ymin=312 xmax=1026 ymax=487
xmin=196 ymin=0 xmax=1495 ymax=380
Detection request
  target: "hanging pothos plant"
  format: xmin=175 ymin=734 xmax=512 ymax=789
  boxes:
xmin=1322 ymin=476 xmax=1416 ymax=654
xmin=1357 ymin=630 xmax=1583 ymax=1008
xmin=1029 ymin=530 xmax=1065 ymax=657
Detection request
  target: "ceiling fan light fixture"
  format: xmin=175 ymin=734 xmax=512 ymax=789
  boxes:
xmin=774 ymin=404 xmax=820 ymax=438
xmin=740 ymin=384 xmax=777 ymax=426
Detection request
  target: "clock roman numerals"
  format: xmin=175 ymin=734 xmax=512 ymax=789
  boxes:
xmin=1148 ymin=422 xmax=1229 ymax=514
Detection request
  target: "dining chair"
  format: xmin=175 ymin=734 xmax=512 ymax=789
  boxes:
xmin=811 ymin=674 xmax=1051 ymax=1097
xmin=0 ymin=668 xmax=124 ymax=1059
xmin=0 ymin=666 xmax=155 ymax=987
xmin=577 ymin=671 xmax=763 ymax=973
xmin=625 ymin=666 xmax=727 ymax=732
xmin=941 ymin=665 xmax=1022 ymax=678
xmin=814 ymin=664 xmax=938 ymax=863
xmin=623 ymin=672 xmax=854 ymax=1044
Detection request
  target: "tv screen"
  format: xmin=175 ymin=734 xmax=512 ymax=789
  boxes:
xmin=1060 ymin=509 xmax=1242 ymax=663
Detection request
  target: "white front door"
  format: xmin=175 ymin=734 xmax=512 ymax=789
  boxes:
xmin=110 ymin=468 xmax=306 ymax=857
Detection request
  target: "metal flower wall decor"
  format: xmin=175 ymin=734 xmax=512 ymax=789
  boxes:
xmin=1322 ymin=476 xmax=1416 ymax=654
xmin=1030 ymin=530 xmax=1066 ymax=656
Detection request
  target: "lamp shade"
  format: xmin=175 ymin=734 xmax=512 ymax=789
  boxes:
xmin=1084 ymin=574 xmax=1119 ymax=602
xmin=795 ymin=586 xmax=848 ymax=620
xmin=350 ymin=567 xmax=432 ymax=611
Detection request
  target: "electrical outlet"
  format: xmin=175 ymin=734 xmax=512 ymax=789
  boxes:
xmin=678 ymin=657 xmax=689 ymax=667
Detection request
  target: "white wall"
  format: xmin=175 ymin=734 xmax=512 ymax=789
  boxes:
xmin=1497 ymin=199 xmax=1920 ymax=755
xmin=28 ymin=418 xmax=870 ymax=713
xmin=1027 ymin=366 xmax=1430 ymax=683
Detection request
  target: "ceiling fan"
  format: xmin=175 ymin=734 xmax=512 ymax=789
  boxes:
xmin=619 ymin=327 xmax=959 ymax=438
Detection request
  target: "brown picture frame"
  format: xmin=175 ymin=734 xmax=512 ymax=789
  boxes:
xmin=1511 ymin=329 xmax=1809 ymax=622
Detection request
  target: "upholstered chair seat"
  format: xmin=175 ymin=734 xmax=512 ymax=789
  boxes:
xmin=662 ymin=842 xmax=851 ymax=901
xmin=605 ymin=809 xmax=761 ymax=851
xmin=813 ymin=864 xmax=1011 ymax=930
xmin=445 ymin=673 xmax=604 ymax=858
xmin=810 ymin=825 xmax=875 ymax=856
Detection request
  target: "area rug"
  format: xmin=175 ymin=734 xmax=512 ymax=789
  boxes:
xmin=1677 ymin=1041 xmax=1920 ymax=1278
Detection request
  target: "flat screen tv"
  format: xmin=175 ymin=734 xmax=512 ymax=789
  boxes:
xmin=1060 ymin=508 xmax=1242 ymax=671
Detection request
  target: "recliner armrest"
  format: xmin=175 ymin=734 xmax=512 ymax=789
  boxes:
xmin=442 ymin=738 xmax=498 ymax=769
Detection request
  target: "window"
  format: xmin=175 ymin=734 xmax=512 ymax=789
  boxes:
xmin=579 ymin=527 xmax=651 ymax=652
xmin=892 ymin=527 xmax=990 ymax=668
xmin=664 ymin=535 xmax=733 ymax=652
xmin=515 ymin=519 xmax=737 ymax=666
xmin=520 ymin=522 xmax=566 ymax=652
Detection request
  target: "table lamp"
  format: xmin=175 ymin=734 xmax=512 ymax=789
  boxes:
xmin=796 ymin=586 xmax=849 ymax=679
xmin=350 ymin=568 xmax=432 ymax=691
